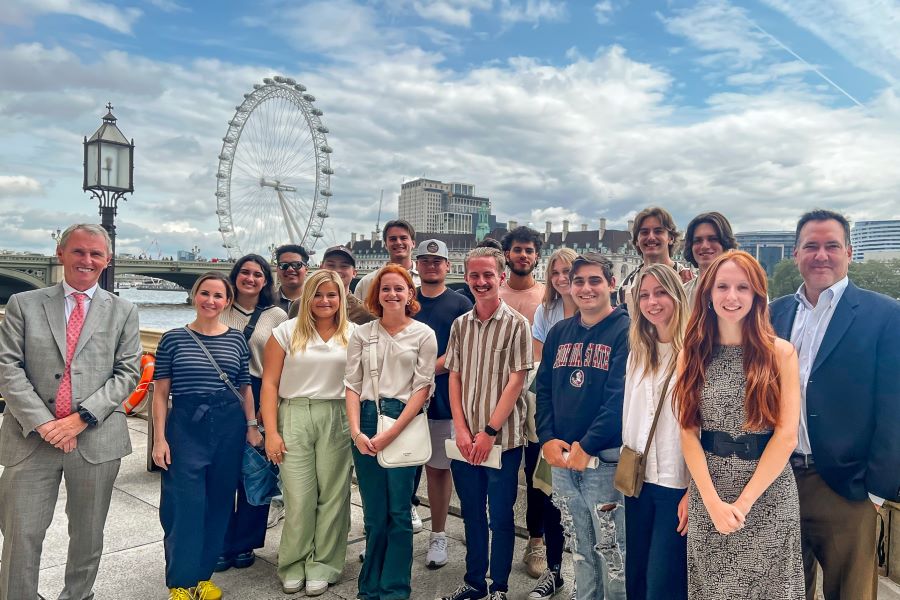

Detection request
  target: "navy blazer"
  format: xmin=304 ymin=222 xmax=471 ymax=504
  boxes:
xmin=770 ymin=281 xmax=900 ymax=502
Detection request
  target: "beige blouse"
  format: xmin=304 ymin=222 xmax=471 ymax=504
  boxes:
xmin=344 ymin=320 xmax=437 ymax=403
xmin=220 ymin=304 xmax=287 ymax=377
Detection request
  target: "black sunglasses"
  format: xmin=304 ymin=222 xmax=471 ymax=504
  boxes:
xmin=278 ymin=261 xmax=307 ymax=271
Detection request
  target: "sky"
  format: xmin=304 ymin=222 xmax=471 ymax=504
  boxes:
xmin=1 ymin=0 xmax=899 ymax=260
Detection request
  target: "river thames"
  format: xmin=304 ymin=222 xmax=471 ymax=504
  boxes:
xmin=116 ymin=288 xmax=195 ymax=330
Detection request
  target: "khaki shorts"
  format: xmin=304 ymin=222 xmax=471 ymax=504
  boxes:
xmin=427 ymin=419 xmax=454 ymax=470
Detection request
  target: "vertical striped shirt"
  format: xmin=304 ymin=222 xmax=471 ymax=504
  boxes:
xmin=445 ymin=300 xmax=533 ymax=450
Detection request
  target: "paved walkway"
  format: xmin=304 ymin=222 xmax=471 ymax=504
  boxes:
xmin=0 ymin=413 xmax=898 ymax=599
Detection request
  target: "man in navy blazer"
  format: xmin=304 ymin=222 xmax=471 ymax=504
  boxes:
xmin=770 ymin=209 xmax=900 ymax=600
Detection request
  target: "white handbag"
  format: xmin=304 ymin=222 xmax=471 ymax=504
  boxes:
xmin=368 ymin=326 xmax=432 ymax=468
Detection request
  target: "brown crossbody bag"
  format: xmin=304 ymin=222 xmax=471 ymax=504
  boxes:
xmin=614 ymin=367 xmax=675 ymax=498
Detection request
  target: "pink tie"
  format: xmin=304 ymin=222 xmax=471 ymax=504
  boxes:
xmin=56 ymin=292 xmax=87 ymax=419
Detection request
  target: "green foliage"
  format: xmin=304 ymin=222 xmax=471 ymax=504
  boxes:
xmin=767 ymin=258 xmax=900 ymax=300
xmin=768 ymin=259 xmax=803 ymax=299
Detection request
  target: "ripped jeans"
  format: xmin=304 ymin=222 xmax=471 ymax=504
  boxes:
xmin=551 ymin=448 xmax=626 ymax=600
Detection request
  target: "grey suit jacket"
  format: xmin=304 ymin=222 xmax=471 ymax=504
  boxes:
xmin=0 ymin=284 xmax=141 ymax=466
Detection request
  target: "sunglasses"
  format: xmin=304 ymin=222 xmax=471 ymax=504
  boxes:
xmin=278 ymin=261 xmax=307 ymax=271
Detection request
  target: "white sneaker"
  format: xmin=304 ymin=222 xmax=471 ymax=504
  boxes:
xmin=267 ymin=498 xmax=285 ymax=529
xmin=411 ymin=505 xmax=423 ymax=533
xmin=305 ymin=580 xmax=328 ymax=596
xmin=282 ymin=579 xmax=303 ymax=594
xmin=426 ymin=532 xmax=449 ymax=569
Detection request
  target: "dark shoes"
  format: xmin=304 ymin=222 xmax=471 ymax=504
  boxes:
xmin=233 ymin=550 xmax=256 ymax=568
xmin=437 ymin=583 xmax=487 ymax=600
xmin=214 ymin=550 xmax=255 ymax=572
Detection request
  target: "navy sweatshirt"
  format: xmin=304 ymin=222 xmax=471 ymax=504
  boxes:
xmin=535 ymin=306 xmax=630 ymax=457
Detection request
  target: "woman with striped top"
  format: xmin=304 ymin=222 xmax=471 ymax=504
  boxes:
xmin=260 ymin=270 xmax=356 ymax=596
xmin=151 ymin=272 xmax=262 ymax=600
xmin=216 ymin=254 xmax=287 ymax=572
xmin=345 ymin=264 xmax=437 ymax=600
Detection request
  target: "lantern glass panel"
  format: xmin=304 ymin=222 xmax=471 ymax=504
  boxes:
xmin=86 ymin=142 xmax=100 ymax=187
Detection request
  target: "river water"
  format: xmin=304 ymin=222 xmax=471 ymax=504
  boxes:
xmin=116 ymin=288 xmax=195 ymax=331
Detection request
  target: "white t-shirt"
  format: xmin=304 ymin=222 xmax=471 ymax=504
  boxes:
xmin=271 ymin=319 xmax=357 ymax=399
xmin=621 ymin=342 xmax=689 ymax=489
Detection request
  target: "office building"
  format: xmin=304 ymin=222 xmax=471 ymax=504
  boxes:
xmin=735 ymin=231 xmax=795 ymax=276
xmin=851 ymin=220 xmax=900 ymax=261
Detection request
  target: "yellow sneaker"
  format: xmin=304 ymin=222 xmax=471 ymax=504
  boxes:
xmin=193 ymin=580 xmax=223 ymax=600
xmin=169 ymin=588 xmax=194 ymax=600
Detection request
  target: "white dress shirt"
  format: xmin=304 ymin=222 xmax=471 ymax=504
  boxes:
xmin=61 ymin=280 xmax=98 ymax=322
xmin=789 ymin=276 xmax=848 ymax=456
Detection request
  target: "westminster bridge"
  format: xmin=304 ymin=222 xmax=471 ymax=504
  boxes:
xmin=0 ymin=254 xmax=465 ymax=303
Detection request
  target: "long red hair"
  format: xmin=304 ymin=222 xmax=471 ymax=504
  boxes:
xmin=674 ymin=250 xmax=780 ymax=431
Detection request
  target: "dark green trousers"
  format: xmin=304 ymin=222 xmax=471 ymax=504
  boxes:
xmin=352 ymin=399 xmax=417 ymax=600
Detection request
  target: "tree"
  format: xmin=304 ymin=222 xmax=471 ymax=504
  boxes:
xmin=767 ymin=258 xmax=900 ymax=300
xmin=769 ymin=259 xmax=803 ymax=298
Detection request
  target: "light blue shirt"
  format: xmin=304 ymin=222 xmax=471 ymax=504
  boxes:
xmin=532 ymin=299 xmax=566 ymax=344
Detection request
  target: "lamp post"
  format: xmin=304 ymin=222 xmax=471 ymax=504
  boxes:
xmin=83 ymin=102 xmax=134 ymax=292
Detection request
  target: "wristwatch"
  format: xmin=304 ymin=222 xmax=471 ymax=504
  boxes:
xmin=77 ymin=406 xmax=98 ymax=427
xmin=246 ymin=419 xmax=259 ymax=428
xmin=484 ymin=424 xmax=500 ymax=437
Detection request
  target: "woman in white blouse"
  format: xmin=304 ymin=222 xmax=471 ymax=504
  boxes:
xmin=345 ymin=264 xmax=437 ymax=600
xmin=260 ymin=270 xmax=355 ymax=597
xmin=621 ymin=263 xmax=691 ymax=600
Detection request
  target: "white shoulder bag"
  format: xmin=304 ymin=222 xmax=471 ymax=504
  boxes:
xmin=369 ymin=325 xmax=432 ymax=468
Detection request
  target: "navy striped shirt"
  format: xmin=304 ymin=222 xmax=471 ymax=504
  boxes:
xmin=155 ymin=327 xmax=251 ymax=398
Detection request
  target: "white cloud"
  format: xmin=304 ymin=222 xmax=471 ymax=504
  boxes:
xmin=1 ymin=0 xmax=142 ymax=34
xmin=659 ymin=0 xmax=768 ymax=68
xmin=0 ymin=176 xmax=44 ymax=198
xmin=1 ymin=4 xmax=899 ymax=260
xmin=499 ymin=0 xmax=568 ymax=27
xmin=760 ymin=0 xmax=900 ymax=88
xmin=594 ymin=0 xmax=625 ymax=24
xmin=409 ymin=0 xmax=493 ymax=27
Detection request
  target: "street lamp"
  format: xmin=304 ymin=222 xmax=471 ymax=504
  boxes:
xmin=83 ymin=102 xmax=135 ymax=292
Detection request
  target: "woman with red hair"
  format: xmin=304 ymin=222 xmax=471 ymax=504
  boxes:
xmin=344 ymin=263 xmax=437 ymax=600
xmin=673 ymin=250 xmax=803 ymax=599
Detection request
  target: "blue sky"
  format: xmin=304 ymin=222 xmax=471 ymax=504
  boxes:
xmin=1 ymin=0 xmax=899 ymax=259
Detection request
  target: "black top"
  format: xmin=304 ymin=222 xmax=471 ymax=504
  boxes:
xmin=414 ymin=288 xmax=473 ymax=420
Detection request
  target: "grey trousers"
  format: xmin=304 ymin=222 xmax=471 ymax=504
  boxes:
xmin=0 ymin=441 xmax=120 ymax=600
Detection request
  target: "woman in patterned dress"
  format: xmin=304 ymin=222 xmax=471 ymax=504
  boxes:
xmin=673 ymin=250 xmax=804 ymax=599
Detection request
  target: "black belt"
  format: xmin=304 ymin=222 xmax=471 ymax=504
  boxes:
xmin=700 ymin=430 xmax=773 ymax=460
xmin=789 ymin=453 xmax=814 ymax=469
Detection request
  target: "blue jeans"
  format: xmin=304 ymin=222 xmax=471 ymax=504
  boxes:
xmin=624 ymin=483 xmax=687 ymax=600
xmin=551 ymin=448 xmax=626 ymax=600
xmin=450 ymin=446 xmax=523 ymax=594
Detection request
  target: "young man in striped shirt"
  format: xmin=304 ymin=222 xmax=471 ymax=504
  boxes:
xmin=438 ymin=247 xmax=533 ymax=600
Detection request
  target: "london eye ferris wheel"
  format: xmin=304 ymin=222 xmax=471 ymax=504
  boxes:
xmin=216 ymin=76 xmax=332 ymax=259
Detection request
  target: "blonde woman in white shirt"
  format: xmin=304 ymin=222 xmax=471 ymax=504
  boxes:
xmin=260 ymin=270 xmax=356 ymax=597
xmin=622 ymin=263 xmax=691 ymax=600
xmin=345 ymin=264 xmax=437 ymax=600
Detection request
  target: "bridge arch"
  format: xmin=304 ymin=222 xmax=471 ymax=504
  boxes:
xmin=0 ymin=268 xmax=45 ymax=303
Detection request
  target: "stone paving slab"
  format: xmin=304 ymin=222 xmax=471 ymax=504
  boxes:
xmin=1 ymin=413 xmax=898 ymax=599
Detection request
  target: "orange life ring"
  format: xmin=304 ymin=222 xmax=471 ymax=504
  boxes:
xmin=124 ymin=354 xmax=155 ymax=415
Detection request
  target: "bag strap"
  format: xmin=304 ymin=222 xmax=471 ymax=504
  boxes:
xmin=367 ymin=324 xmax=381 ymax=415
xmin=641 ymin=362 xmax=676 ymax=456
xmin=182 ymin=325 xmax=244 ymax=406
xmin=242 ymin=306 xmax=265 ymax=342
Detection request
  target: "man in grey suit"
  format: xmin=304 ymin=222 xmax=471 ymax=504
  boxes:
xmin=0 ymin=224 xmax=141 ymax=600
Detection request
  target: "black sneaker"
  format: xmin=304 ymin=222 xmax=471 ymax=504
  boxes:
xmin=436 ymin=583 xmax=487 ymax=600
xmin=489 ymin=593 xmax=509 ymax=600
xmin=528 ymin=569 xmax=564 ymax=599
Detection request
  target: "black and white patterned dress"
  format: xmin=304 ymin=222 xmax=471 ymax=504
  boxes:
xmin=687 ymin=345 xmax=804 ymax=599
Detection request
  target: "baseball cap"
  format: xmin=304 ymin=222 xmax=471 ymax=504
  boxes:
xmin=415 ymin=239 xmax=449 ymax=260
xmin=322 ymin=245 xmax=356 ymax=267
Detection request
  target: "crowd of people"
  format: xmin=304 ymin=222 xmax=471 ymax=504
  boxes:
xmin=0 ymin=207 xmax=898 ymax=600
